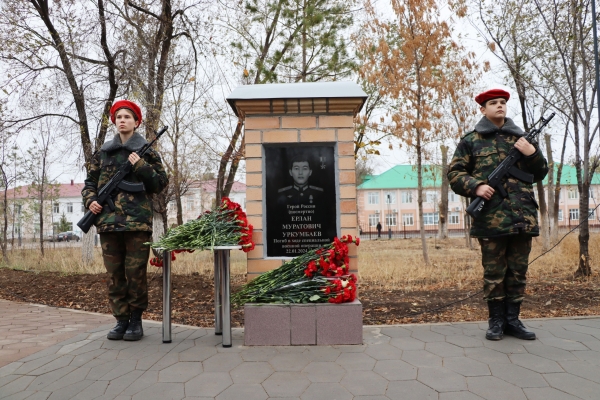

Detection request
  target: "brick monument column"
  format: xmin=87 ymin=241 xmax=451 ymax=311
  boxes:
xmin=227 ymin=81 xmax=367 ymax=280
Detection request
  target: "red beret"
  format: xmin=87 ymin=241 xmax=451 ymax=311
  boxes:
xmin=475 ymin=89 xmax=510 ymax=106
xmin=110 ymin=100 xmax=143 ymax=124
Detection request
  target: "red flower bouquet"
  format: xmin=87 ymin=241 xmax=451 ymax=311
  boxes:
xmin=148 ymin=197 xmax=254 ymax=266
xmin=232 ymin=236 xmax=359 ymax=305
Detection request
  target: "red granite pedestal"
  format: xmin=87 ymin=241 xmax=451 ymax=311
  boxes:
xmin=244 ymin=300 xmax=362 ymax=346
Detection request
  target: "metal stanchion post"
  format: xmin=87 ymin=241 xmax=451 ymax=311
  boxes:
xmin=214 ymin=249 xmax=222 ymax=335
xmin=221 ymin=249 xmax=232 ymax=347
xmin=162 ymin=250 xmax=172 ymax=343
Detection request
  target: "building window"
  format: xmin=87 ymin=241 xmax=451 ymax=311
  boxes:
xmin=385 ymin=213 xmax=397 ymax=227
xmin=425 ymin=191 xmax=438 ymax=204
xmin=368 ymin=192 xmax=379 ymax=205
xmin=401 ymin=191 xmax=413 ymax=203
xmin=588 ymin=209 xmax=596 ymax=220
xmin=423 ymin=212 xmax=439 ymax=225
xmin=67 ymin=202 xmax=73 ymax=213
xmin=402 ymin=213 xmax=414 ymax=226
xmin=448 ymin=191 xmax=457 ymax=203
xmin=558 ymin=209 xmax=563 ymax=221
xmin=385 ymin=192 xmax=396 ymax=204
xmin=15 ymin=204 xmax=22 ymax=215
xmin=187 ymin=197 xmax=194 ymax=211
xmin=568 ymin=189 xmax=578 ymax=199
xmin=53 ymin=203 xmax=59 ymax=214
xmin=368 ymin=214 xmax=379 ymax=226
xmin=449 ymin=212 xmax=460 ymax=225
xmin=569 ymin=208 xmax=579 ymax=220
xmin=590 ymin=188 xmax=595 ymax=199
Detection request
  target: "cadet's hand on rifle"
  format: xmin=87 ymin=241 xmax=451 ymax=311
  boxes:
xmin=90 ymin=201 xmax=103 ymax=215
xmin=129 ymin=153 xmax=141 ymax=166
xmin=475 ymin=184 xmax=495 ymax=200
xmin=514 ymin=137 xmax=535 ymax=156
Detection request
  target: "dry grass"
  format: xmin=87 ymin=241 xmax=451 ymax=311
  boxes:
xmin=2 ymin=233 xmax=598 ymax=291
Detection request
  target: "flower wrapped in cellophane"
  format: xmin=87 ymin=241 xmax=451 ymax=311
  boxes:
xmin=232 ymin=236 xmax=359 ymax=305
xmin=148 ymin=197 xmax=254 ymax=266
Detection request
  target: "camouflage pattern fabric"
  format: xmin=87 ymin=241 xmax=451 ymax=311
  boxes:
xmin=82 ymin=132 xmax=168 ymax=233
xmin=478 ymin=234 xmax=532 ymax=302
xmin=100 ymin=231 xmax=151 ymax=319
xmin=448 ymin=116 xmax=548 ymax=238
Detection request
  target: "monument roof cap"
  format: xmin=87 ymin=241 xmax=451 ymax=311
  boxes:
xmin=227 ymin=81 xmax=368 ymax=117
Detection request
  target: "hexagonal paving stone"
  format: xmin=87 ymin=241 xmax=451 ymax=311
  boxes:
xmin=179 ymin=346 xmax=217 ymax=362
xmin=489 ymin=363 xmax=548 ymax=388
xmin=302 ymin=361 xmax=346 ymax=383
xmin=464 ymin=347 xmax=511 ymax=365
xmin=401 ymin=350 xmax=442 ymax=368
xmin=268 ymin=352 xmax=310 ymax=371
xmin=424 ymin=342 xmax=464 ymax=357
xmin=202 ymin=353 xmax=243 ymax=372
xmin=445 ymin=335 xmax=484 ymax=348
xmin=132 ymin=382 xmax=185 ymax=400
xmin=443 ymin=356 xmax=491 ymax=377
xmin=373 ymin=359 xmax=417 ymax=381
xmin=410 ymin=330 xmax=445 ymax=343
xmin=303 ymin=346 xmax=341 ymax=362
xmin=340 ymin=370 xmax=388 ymax=396
xmin=431 ymin=325 xmax=464 ymax=336
xmin=185 ymin=372 xmax=233 ymax=397
xmin=364 ymin=343 xmax=403 ymax=360
xmin=559 ymin=360 xmax=600 ymax=383
xmin=389 ymin=337 xmax=425 ymax=351
xmin=508 ymin=353 xmax=563 ymax=373
xmin=230 ymin=361 xmax=273 ymax=384
xmin=523 ymin=343 xmax=578 ymax=362
xmin=538 ymin=337 xmax=589 ymax=351
xmin=262 ymin=371 xmax=310 ymax=397
xmin=522 ymin=387 xmax=582 ymax=400
xmin=239 ymin=347 xmax=278 ymax=362
xmin=301 ymin=382 xmax=353 ymax=400
xmin=386 ymin=380 xmax=438 ymax=400
xmin=216 ymin=383 xmax=268 ymax=400
xmin=439 ymin=392 xmax=485 ymax=400
xmin=417 ymin=366 xmax=468 ymax=392
xmin=543 ymin=372 xmax=600 ymax=400
xmin=336 ymin=352 xmax=376 ymax=371
xmin=158 ymin=361 xmax=203 ymax=382
xmin=380 ymin=327 xmax=412 ymax=338
xmin=466 ymin=376 xmax=527 ymax=400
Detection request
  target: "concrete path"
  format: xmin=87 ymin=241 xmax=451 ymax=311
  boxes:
xmin=1 ymin=300 xmax=600 ymax=399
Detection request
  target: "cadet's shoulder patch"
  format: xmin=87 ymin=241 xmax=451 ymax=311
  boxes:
xmin=309 ymin=185 xmax=323 ymax=191
xmin=278 ymin=186 xmax=292 ymax=192
xmin=461 ymin=130 xmax=476 ymax=139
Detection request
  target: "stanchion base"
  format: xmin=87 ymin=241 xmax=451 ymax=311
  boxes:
xmin=215 ymin=332 xmax=223 ymax=336
xmin=222 ymin=344 xmax=232 ymax=348
xmin=163 ymin=340 xmax=172 ymax=343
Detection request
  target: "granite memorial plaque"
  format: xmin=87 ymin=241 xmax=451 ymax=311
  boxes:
xmin=265 ymin=145 xmax=337 ymax=257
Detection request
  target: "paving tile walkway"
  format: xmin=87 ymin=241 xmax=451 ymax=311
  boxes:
xmin=1 ymin=299 xmax=600 ymax=399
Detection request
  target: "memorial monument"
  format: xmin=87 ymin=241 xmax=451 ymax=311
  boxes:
xmin=226 ymin=81 xmax=367 ymax=345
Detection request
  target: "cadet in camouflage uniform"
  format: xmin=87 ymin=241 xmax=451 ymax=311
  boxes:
xmin=82 ymin=100 xmax=168 ymax=341
xmin=448 ymin=89 xmax=548 ymax=341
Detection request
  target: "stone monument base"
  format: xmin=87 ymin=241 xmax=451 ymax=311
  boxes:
xmin=243 ymin=300 xmax=362 ymax=346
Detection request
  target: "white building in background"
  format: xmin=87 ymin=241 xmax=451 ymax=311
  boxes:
xmin=0 ymin=181 xmax=86 ymax=240
xmin=0 ymin=179 xmax=247 ymax=240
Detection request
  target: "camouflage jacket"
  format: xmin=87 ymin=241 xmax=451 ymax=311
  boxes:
xmin=82 ymin=132 xmax=168 ymax=233
xmin=448 ymin=116 xmax=548 ymax=238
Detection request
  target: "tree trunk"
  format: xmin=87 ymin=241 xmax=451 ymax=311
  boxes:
xmin=536 ymin=180 xmax=550 ymax=251
xmin=576 ymin=180 xmax=591 ymax=276
xmin=82 ymin=226 xmax=96 ymax=265
xmin=544 ymin=134 xmax=556 ymax=244
xmin=417 ymin=141 xmax=430 ymax=265
xmin=438 ymin=145 xmax=449 ymax=240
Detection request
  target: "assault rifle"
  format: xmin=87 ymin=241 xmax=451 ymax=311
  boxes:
xmin=466 ymin=113 xmax=555 ymax=219
xmin=77 ymin=126 xmax=168 ymax=233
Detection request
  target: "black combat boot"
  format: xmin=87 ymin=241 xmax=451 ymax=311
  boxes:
xmin=123 ymin=309 xmax=144 ymax=341
xmin=486 ymin=301 xmax=505 ymax=341
xmin=505 ymin=302 xmax=536 ymax=340
xmin=107 ymin=319 xmax=129 ymax=340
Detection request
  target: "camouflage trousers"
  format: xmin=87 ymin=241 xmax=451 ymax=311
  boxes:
xmin=478 ymin=233 xmax=532 ymax=303
xmin=100 ymin=231 xmax=151 ymax=320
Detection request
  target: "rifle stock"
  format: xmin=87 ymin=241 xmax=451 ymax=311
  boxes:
xmin=465 ymin=114 xmax=555 ymax=219
xmin=77 ymin=126 xmax=168 ymax=234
